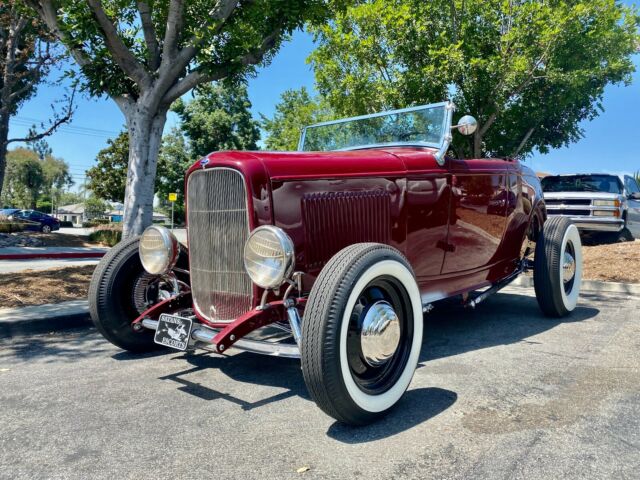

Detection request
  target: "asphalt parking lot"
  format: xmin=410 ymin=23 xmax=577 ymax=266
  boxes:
xmin=1 ymin=286 xmax=638 ymax=480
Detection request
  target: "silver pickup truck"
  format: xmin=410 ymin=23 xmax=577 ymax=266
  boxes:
xmin=542 ymin=174 xmax=640 ymax=239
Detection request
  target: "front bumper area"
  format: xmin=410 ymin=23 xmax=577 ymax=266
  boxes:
xmin=131 ymin=291 xmax=302 ymax=358
xmin=141 ymin=318 xmax=300 ymax=358
xmin=548 ymin=215 xmax=624 ymax=232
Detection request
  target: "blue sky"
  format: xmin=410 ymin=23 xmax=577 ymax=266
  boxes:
xmin=7 ymin=20 xmax=639 ymax=190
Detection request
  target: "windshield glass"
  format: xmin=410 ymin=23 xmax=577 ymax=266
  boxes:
xmin=299 ymin=104 xmax=447 ymax=152
xmin=541 ymin=175 xmax=622 ymax=194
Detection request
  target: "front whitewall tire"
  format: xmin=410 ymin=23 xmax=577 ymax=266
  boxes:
xmin=301 ymin=243 xmax=423 ymax=425
xmin=339 ymin=260 xmax=423 ymax=413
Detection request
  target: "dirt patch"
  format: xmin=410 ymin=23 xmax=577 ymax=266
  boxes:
xmin=0 ymin=265 xmax=95 ymax=308
xmin=33 ymin=232 xmax=94 ymax=247
xmin=582 ymin=239 xmax=640 ymax=283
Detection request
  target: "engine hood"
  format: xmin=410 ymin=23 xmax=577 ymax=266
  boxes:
xmin=187 ymin=147 xmax=447 ymax=182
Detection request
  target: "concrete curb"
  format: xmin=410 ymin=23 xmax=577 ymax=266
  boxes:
xmin=0 ymin=251 xmax=105 ymax=260
xmin=0 ymin=246 xmax=108 ymax=261
xmin=0 ymin=300 xmax=90 ymax=338
xmin=512 ymin=275 xmax=640 ymax=296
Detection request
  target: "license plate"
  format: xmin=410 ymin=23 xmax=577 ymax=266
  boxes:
xmin=154 ymin=314 xmax=193 ymax=351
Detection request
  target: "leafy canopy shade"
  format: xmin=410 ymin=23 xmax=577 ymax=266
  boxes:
xmin=27 ymin=0 xmax=347 ymax=237
xmin=309 ymin=0 xmax=639 ymax=158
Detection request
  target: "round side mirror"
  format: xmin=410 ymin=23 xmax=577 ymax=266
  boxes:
xmin=454 ymin=115 xmax=478 ymax=136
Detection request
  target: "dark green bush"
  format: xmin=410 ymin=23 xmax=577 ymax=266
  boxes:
xmin=82 ymin=218 xmax=110 ymax=228
xmin=88 ymin=225 xmax=122 ymax=247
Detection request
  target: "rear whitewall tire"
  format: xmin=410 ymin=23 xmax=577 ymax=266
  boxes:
xmin=534 ymin=217 xmax=583 ymax=317
xmin=559 ymin=224 xmax=582 ymax=311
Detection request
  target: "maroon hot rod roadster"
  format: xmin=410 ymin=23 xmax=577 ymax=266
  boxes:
xmin=89 ymin=102 xmax=583 ymax=425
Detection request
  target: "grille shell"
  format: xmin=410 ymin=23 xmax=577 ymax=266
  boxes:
xmin=186 ymin=167 xmax=253 ymax=323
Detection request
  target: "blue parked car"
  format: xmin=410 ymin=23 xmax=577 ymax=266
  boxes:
xmin=0 ymin=209 xmax=60 ymax=233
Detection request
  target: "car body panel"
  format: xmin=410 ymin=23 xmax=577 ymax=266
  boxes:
xmin=184 ymin=148 xmax=543 ymax=322
xmin=623 ymin=175 xmax=640 ymax=237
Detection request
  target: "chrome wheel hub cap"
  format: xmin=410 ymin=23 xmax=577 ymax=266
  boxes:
xmin=562 ymin=250 xmax=576 ymax=284
xmin=360 ymin=301 xmax=401 ymax=366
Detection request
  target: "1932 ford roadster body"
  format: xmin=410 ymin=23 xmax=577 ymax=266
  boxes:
xmin=90 ymin=102 xmax=583 ymax=425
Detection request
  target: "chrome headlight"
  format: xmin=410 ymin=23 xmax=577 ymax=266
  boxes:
xmin=243 ymin=226 xmax=295 ymax=289
xmin=139 ymin=226 xmax=180 ymax=275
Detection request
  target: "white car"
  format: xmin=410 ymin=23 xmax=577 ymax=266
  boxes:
xmin=542 ymin=174 xmax=640 ymax=239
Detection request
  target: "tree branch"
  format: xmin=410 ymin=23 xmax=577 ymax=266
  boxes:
xmin=160 ymin=0 xmax=239 ymax=84
xmin=7 ymin=89 xmax=76 ymax=144
xmin=86 ymin=0 xmax=151 ymax=89
xmin=162 ymin=0 xmax=185 ymax=61
xmin=136 ymin=1 xmax=160 ymax=71
xmin=24 ymin=0 xmax=92 ymax=69
xmin=513 ymin=126 xmax=535 ymax=157
xmin=160 ymin=29 xmax=280 ymax=106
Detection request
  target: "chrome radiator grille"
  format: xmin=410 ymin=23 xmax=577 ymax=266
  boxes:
xmin=187 ymin=168 xmax=253 ymax=322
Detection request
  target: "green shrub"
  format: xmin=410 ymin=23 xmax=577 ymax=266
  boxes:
xmin=0 ymin=215 xmax=24 ymax=233
xmin=82 ymin=218 xmax=110 ymax=228
xmin=88 ymin=225 xmax=122 ymax=247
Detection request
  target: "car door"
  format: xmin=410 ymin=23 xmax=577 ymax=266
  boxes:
xmin=623 ymin=176 xmax=640 ymax=238
xmin=18 ymin=210 xmax=40 ymax=231
xmin=441 ymin=159 xmax=510 ymax=274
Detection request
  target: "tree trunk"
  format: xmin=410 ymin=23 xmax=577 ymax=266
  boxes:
xmin=120 ymin=103 xmax=168 ymax=238
xmin=0 ymin=112 xmax=9 ymax=202
xmin=473 ymin=130 xmax=483 ymax=158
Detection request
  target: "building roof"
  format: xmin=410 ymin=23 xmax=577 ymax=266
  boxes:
xmin=57 ymin=203 xmax=85 ymax=214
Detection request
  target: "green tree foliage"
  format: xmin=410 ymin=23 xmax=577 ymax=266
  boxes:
xmin=41 ymin=156 xmax=73 ymax=193
xmin=86 ymin=132 xmax=129 ymax=203
xmin=261 ymin=87 xmax=334 ymax=151
xmin=26 ymin=128 xmax=53 ymax=160
xmin=0 ymin=147 xmax=72 ymax=209
xmin=1 ymin=148 xmax=44 ymax=209
xmin=84 ymin=196 xmax=109 ymax=220
xmin=88 ymin=128 xmax=193 ymax=212
xmin=27 ymin=0 xmax=348 ymax=237
xmin=173 ymin=82 xmax=260 ymax=158
xmin=57 ymin=191 xmax=83 ymax=206
xmin=309 ymin=0 xmax=640 ymax=158
xmin=156 ymin=128 xmax=193 ymax=223
xmin=0 ymin=1 xmax=72 ymax=201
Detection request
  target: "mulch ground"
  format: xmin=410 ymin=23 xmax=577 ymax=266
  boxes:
xmin=0 ymin=265 xmax=95 ymax=308
xmin=32 ymin=232 xmax=94 ymax=247
xmin=582 ymin=239 xmax=640 ymax=283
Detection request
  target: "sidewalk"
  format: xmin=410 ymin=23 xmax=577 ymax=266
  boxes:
xmin=0 ymin=258 xmax=100 ymax=274
xmin=0 ymin=246 xmax=108 ymax=260
xmin=0 ymin=300 xmax=90 ymax=338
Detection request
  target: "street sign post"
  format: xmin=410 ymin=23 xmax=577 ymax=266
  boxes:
xmin=168 ymin=193 xmax=177 ymax=230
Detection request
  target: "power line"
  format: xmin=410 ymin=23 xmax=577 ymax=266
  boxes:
xmin=13 ymin=115 xmax=120 ymax=136
xmin=9 ymin=118 xmax=119 ymax=139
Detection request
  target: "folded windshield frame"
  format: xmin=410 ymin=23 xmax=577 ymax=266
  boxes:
xmin=298 ymin=102 xmax=453 ymax=158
